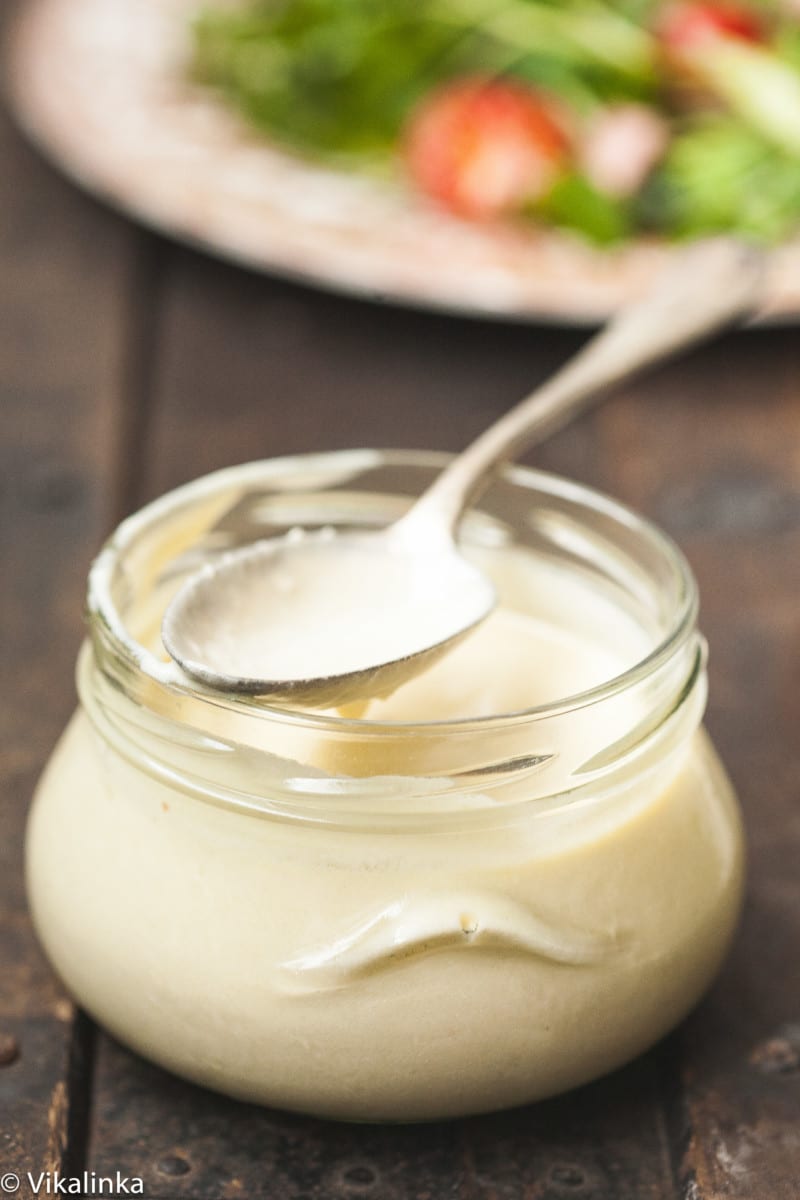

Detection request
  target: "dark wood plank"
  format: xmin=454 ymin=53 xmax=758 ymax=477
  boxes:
xmin=0 ymin=37 xmax=154 ymax=1189
xmin=90 ymin=1034 xmax=676 ymax=1200
xmin=592 ymin=332 xmax=800 ymax=1198
xmin=137 ymin=246 xmax=588 ymax=505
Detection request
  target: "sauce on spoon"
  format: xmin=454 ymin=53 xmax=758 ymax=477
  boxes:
xmin=162 ymin=525 xmax=494 ymax=708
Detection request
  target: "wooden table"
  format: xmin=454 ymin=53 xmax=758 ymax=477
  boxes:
xmin=2 ymin=13 xmax=799 ymax=1196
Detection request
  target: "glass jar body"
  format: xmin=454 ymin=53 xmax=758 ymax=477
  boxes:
xmin=26 ymin=452 xmax=745 ymax=1121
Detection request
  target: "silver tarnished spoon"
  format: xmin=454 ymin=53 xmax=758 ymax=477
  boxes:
xmin=162 ymin=238 xmax=765 ymax=709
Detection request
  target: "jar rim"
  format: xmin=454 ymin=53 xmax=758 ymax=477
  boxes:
xmin=87 ymin=449 xmax=699 ymax=735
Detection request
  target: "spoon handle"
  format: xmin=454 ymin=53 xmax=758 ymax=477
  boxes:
xmin=396 ymin=238 xmax=765 ymax=542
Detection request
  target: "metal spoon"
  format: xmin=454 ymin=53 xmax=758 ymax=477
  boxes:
xmin=162 ymin=238 xmax=765 ymax=709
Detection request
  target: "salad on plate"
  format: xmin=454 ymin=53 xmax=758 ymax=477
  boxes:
xmin=190 ymin=0 xmax=800 ymax=245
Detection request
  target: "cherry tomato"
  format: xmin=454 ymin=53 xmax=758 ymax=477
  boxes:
xmin=658 ymin=2 xmax=765 ymax=52
xmin=405 ymin=77 xmax=570 ymax=220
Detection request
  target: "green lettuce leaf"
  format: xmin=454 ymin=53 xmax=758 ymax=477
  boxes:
xmin=644 ymin=118 xmax=800 ymax=241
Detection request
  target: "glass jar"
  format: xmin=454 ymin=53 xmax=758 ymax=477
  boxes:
xmin=26 ymin=451 xmax=744 ymax=1122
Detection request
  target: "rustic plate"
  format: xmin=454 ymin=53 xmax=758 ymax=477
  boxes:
xmin=7 ymin=0 xmax=800 ymax=323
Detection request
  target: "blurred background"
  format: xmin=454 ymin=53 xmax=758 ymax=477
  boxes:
xmin=1 ymin=1 xmax=799 ymax=1198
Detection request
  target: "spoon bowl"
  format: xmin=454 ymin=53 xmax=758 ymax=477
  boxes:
xmin=161 ymin=524 xmax=495 ymax=708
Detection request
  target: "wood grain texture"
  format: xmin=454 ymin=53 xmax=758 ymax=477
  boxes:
xmin=0 ymin=30 xmax=146 ymax=1190
xmin=89 ymin=1034 xmax=678 ymax=1200
xmin=587 ymin=334 xmax=800 ymax=1199
xmin=136 ymin=246 xmax=588 ymax=504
